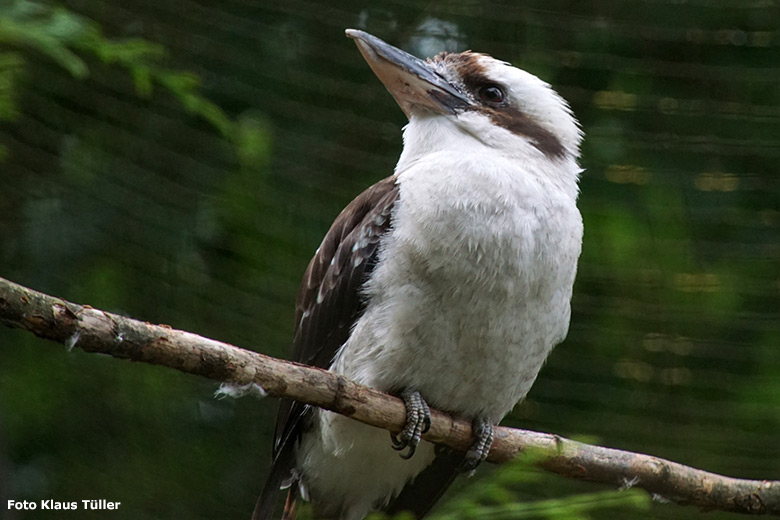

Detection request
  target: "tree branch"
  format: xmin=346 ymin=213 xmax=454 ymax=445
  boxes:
xmin=0 ymin=276 xmax=777 ymax=515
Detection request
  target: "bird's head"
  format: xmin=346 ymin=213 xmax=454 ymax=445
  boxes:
xmin=346 ymin=29 xmax=581 ymax=164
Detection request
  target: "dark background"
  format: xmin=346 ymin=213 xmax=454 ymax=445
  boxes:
xmin=1 ymin=0 xmax=779 ymax=518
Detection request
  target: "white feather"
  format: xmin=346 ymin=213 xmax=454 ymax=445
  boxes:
xmin=297 ymin=57 xmax=583 ymax=519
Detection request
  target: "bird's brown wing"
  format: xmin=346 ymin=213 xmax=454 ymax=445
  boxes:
xmin=253 ymin=175 xmax=399 ymax=520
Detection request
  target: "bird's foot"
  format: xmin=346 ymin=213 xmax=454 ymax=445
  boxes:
xmin=461 ymin=417 xmax=494 ymax=474
xmin=390 ymin=389 xmax=431 ymax=459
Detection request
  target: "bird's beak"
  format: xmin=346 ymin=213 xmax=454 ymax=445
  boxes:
xmin=346 ymin=29 xmax=473 ymax=118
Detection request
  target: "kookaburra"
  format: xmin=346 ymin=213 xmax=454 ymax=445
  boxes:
xmin=254 ymin=29 xmax=583 ymax=520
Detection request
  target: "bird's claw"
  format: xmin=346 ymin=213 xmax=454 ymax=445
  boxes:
xmin=462 ymin=417 xmax=494 ymax=474
xmin=390 ymin=389 xmax=431 ymax=459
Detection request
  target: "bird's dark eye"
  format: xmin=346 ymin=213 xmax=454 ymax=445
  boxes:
xmin=477 ymin=84 xmax=506 ymax=104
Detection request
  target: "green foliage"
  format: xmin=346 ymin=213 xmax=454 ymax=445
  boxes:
xmin=433 ymin=459 xmax=648 ymax=520
xmin=0 ymin=51 xmax=22 ymax=119
xmin=154 ymin=70 xmax=232 ymax=136
xmin=0 ymin=0 xmax=232 ymax=139
xmin=0 ymin=50 xmax=22 ymax=158
xmin=435 ymin=490 xmax=649 ymax=520
xmin=362 ymin=455 xmax=649 ymax=520
xmin=0 ymin=0 xmax=92 ymax=78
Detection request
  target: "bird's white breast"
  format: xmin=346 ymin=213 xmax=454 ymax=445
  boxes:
xmin=298 ymin=115 xmax=582 ymax=517
xmin=338 ymin=146 xmax=581 ymax=421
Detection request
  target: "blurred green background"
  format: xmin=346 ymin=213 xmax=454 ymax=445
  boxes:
xmin=1 ymin=0 xmax=779 ymax=518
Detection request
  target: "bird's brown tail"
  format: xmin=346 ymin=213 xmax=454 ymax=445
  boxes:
xmin=281 ymin=488 xmax=297 ymax=520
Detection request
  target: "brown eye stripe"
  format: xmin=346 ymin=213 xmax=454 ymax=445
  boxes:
xmin=431 ymin=52 xmax=566 ymax=160
xmin=484 ymin=106 xmax=566 ymax=159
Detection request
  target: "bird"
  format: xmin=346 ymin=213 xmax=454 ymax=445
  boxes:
xmin=253 ymin=28 xmax=583 ymax=520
